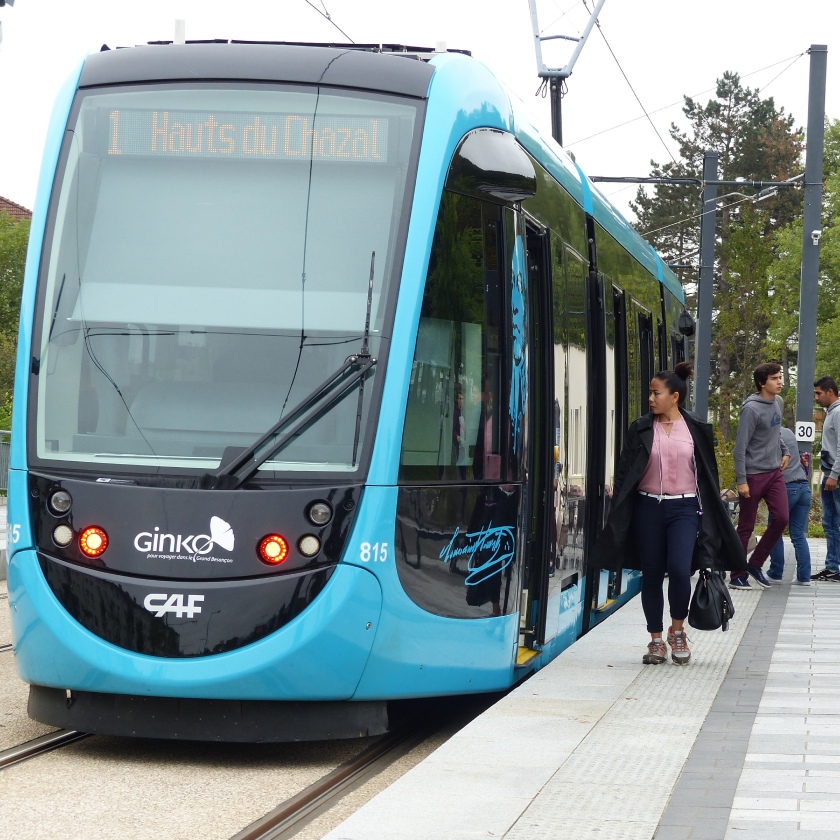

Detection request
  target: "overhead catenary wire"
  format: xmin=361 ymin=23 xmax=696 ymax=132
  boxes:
xmin=582 ymin=0 xmax=677 ymax=165
xmin=640 ymin=187 xmax=791 ymax=238
xmin=538 ymin=0 xmax=584 ymax=36
xmin=566 ymin=51 xmax=807 ymax=148
xmin=303 ymin=0 xmax=354 ymax=43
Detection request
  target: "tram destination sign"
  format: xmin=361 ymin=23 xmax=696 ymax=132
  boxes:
xmin=98 ymin=108 xmax=391 ymax=164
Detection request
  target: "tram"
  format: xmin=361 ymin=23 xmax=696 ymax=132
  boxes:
xmin=6 ymin=41 xmax=690 ymax=741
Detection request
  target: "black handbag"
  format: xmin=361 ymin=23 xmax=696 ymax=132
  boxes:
xmin=688 ymin=569 xmax=735 ymax=631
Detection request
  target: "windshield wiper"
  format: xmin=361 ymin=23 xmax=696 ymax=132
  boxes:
xmin=202 ymin=252 xmax=377 ymax=489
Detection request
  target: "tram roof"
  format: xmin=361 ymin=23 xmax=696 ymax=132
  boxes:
xmin=79 ymin=42 xmax=436 ymax=99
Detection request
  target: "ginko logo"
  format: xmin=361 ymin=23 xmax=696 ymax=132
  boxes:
xmin=143 ymin=593 xmax=204 ymax=618
xmin=134 ymin=516 xmax=235 ymax=555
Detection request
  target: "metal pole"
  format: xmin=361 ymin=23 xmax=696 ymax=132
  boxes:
xmin=550 ymin=79 xmax=563 ymax=146
xmin=693 ymin=151 xmax=719 ymax=421
xmin=796 ymin=45 xmax=827 ymax=476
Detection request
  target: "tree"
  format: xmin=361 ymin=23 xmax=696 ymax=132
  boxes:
xmin=631 ymin=72 xmax=804 ymax=439
xmin=0 ymin=210 xmax=27 ymax=414
xmin=766 ymin=120 xmax=840 ymax=407
xmin=0 ymin=210 xmax=29 ymax=337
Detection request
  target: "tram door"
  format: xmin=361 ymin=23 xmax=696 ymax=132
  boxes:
xmin=638 ymin=310 xmax=656 ymax=411
xmin=606 ymin=288 xmax=630 ymax=601
xmin=520 ymin=222 xmax=557 ymax=649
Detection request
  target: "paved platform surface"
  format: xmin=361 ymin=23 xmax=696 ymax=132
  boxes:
xmin=324 ymin=540 xmax=837 ymax=840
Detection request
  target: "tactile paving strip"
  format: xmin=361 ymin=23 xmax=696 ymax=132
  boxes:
xmin=504 ymin=586 xmax=761 ymax=840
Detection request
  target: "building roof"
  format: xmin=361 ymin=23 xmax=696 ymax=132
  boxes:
xmin=0 ymin=196 xmax=32 ymax=222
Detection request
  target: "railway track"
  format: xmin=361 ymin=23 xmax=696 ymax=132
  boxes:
xmin=231 ymin=692 xmax=502 ymax=840
xmin=0 ymin=693 xmax=499 ymax=839
xmin=229 ymin=719 xmax=435 ymax=840
xmin=0 ymin=730 xmax=89 ymax=770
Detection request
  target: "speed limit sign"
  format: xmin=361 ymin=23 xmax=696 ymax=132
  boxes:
xmin=796 ymin=421 xmax=816 ymax=442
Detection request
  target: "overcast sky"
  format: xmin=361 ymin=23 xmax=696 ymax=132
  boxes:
xmin=1 ymin=0 xmax=837 ymax=222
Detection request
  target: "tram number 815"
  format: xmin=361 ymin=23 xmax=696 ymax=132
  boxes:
xmin=360 ymin=542 xmax=389 ymax=562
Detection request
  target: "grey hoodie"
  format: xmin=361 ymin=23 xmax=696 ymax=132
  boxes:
xmin=780 ymin=427 xmax=807 ymax=483
xmin=733 ymin=394 xmax=789 ymax=484
xmin=820 ymin=399 xmax=840 ymax=480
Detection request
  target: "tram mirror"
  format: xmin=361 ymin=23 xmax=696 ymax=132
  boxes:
xmin=678 ymin=309 xmax=696 ymax=337
xmin=445 ymin=129 xmax=537 ymax=204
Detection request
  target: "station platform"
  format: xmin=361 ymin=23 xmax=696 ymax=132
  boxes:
xmin=325 ymin=540 xmax=840 ymax=840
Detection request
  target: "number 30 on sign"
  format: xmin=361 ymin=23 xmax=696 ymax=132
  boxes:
xmin=796 ymin=421 xmax=816 ymax=441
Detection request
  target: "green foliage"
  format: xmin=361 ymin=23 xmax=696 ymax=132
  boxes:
xmin=0 ymin=211 xmax=29 ymax=337
xmin=768 ymin=120 xmax=840 ymax=402
xmin=631 ymin=77 xmax=840 ymax=442
xmin=0 ymin=330 xmax=17 ymax=427
xmin=0 ymin=210 xmax=29 ymax=427
xmin=715 ymin=424 xmax=736 ymax=490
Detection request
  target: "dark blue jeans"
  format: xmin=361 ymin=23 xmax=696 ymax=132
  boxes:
xmin=633 ymin=494 xmax=700 ymax=634
xmin=822 ymin=479 xmax=840 ymax=572
xmin=768 ymin=481 xmax=812 ymax=582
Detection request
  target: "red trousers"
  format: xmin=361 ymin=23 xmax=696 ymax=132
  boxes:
xmin=734 ymin=469 xmax=789 ymax=577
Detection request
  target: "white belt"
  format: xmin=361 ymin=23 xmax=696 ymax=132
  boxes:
xmin=638 ymin=491 xmax=696 ymax=500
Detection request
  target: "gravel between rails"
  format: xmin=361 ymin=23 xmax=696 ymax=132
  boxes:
xmin=0 ymin=731 xmax=384 ymax=840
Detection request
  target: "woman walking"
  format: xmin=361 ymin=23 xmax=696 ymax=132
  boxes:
xmin=589 ymin=363 xmax=747 ymax=665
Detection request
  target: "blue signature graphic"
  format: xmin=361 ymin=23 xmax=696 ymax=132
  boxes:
xmin=509 ymin=235 xmax=528 ymax=452
xmin=439 ymin=523 xmax=517 ymax=586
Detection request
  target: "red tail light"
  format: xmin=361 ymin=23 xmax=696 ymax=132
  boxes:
xmin=80 ymin=527 xmax=108 ymax=558
xmin=258 ymin=534 xmax=288 ymax=565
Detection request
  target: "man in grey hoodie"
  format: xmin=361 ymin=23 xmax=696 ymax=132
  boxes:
xmin=814 ymin=376 xmax=840 ymax=580
xmin=730 ymin=363 xmax=790 ymax=590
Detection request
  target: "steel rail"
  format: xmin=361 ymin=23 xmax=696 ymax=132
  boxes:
xmin=228 ymin=720 xmax=435 ymax=840
xmin=0 ymin=730 xmax=89 ymax=770
xmin=0 ymin=643 xmax=11 ymax=653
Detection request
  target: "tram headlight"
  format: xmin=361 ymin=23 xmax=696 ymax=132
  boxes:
xmin=49 ymin=489 xmax=73 ymax=515
xmin=258 ymin=534 xmax=289 ymax=565
xmin=53 ymin=525 xmax=74 ymax=547
xmin=307 ymin=501 xmax=333 ymax=526
xmin=79 ymin=526 xmax=108 ymax=557
xmin=298 ymin=535 xmax=321 ymax=557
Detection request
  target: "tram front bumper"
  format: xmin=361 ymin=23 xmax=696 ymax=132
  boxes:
xmin=6 ymin=549 xmax=382 ymax=701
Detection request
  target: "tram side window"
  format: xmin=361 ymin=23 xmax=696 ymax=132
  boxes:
xmin=399 ymin=192 xmax=504 ymax=482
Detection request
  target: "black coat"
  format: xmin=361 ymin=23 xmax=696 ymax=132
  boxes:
xmin=588 ymin=409 xmax=748 ymax=574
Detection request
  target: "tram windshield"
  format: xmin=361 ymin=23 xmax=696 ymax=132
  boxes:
xmin=32 ymin=85 xmax=419 ymax=475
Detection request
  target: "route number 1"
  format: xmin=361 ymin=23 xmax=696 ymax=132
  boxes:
xmin=360 ymin=542 xmax=388 ymax=562
xmin=796 ymin=421 xmax=816 ymax=442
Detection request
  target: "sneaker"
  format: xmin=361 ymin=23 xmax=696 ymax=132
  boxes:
xmin=747 ymin=567 xmax=772 ymax=589
xmin=811 ymin=568 xmax=840 ymax=581
xmin=793 ymin=578 xmax=812 ymax=586
xmin=643 ymin=639 xmax=668 ymax=665
xmin=766 ymin=575 xmax=784 ymax=585
xmin=728 ymin=577 xmax=752 ymax=590
xmin=668 ymin=628 xmax=691 ymax=665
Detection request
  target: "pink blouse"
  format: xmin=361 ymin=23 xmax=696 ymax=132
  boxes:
xmin=638 ymin=416 xmax=696 ymax=495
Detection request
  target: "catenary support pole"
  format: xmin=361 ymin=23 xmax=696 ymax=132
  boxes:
xmin=796 ymin=45 xmax=827 ymax=475
xmin=550 ymin=79 xmax=563 ymax=146
xmin=693 ymin=151 xmax=719 ymax=421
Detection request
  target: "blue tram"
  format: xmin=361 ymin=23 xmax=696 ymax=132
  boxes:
xmin=6 ymin=42 xmax=689 ymax=741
